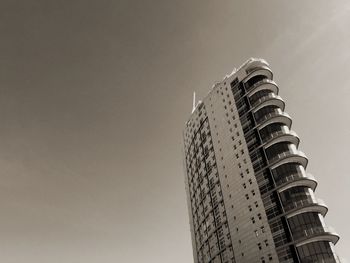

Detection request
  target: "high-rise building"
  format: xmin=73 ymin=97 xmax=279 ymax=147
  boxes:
xmin=182 ymin=58 xmax=340 ymax=263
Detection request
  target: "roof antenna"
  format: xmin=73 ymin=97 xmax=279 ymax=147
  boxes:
xmin=192 ymin=92 xmax=196 ymax=113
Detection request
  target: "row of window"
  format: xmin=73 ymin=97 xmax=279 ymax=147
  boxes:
xmin=184 ymin=103 xmax=206 ymax=143
xmin=220 ymin=82 xmax=277 ymax=262
xmin=297 ymin=241 xmax=337 ymax=263
xmin=185 ymin=102 xmax=235 ymax=263
xmin=232 ymin=77 xmax=296 ymax=262
xmin=212 ymin=81 xmax=262 ymax=262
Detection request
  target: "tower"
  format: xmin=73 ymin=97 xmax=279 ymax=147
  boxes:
xmin=183 ymin=58 xmax=340 ymax=263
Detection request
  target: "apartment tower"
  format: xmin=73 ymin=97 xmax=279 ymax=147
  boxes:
xmin=183 ymin=59 xmax=340 ymax=263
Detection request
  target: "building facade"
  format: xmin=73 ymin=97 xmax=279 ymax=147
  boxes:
xmin=183 ymin=59 xmax=340 ymax=263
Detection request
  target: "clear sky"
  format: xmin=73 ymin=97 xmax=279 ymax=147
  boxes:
xmin=0 ymin=0 xmax=349 ymax=262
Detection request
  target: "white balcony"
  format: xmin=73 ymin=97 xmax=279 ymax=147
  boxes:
xmin=251 ymin=93 xmax=285 ymax=112
xmin=277 ymin=173 xmax=317 ymax=192
xmin=284 ymin=198 xmax=328 ymax=218
xmin=257 ymin=110 xmax=292 ymax=130
xmin=294 ymin=226 xmax=340 ymax=247
xmin=263 ymin=129 xmax=300 ymax=149
xmin=268 ymin=148 xmax=308 ymax=170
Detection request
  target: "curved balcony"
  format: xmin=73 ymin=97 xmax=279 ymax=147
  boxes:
xmin=284 ymin=198 xmax=328 ymax=218
xmin=269 ymin=150 xmax=308 ymax=170
xmin=297 ymin=245 xmax=341 ymax=263
xmin=251 ymin=93 xmax=285 ymax=113
xmin=257 ymin=110 xmax=292 ymax=130
xmin=263 ymin=129 xmax=300 ymax=149
xmin=276 ymin=173 xmax=317 ymax=192
xmin=294 ymin=226 xmax=340 ymax=247
xmin=244 ymin=58 xmax=269 ymax=70
xmin=299 ymin=256 xmax=339 ymax=263
xmin=244 ymin=64 xmax=273 ymax=81
xmin=247 ymin=79 xmax=279 ymax=97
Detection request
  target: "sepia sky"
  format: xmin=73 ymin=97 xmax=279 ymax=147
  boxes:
xmin=0 ymin=1 xmax=349 ymax=262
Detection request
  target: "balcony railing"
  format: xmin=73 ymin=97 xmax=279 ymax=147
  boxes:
xmin=255 ymin=110 xmax=280 ymax=124
xmin=255 ymin=110 xmax=292 ymax=129
xmin=262 ymin=129 xmax=298 ymax=144
xmin=246 ymin=78 xmax=277 ymax=96
xmin=293 ymin=225 xmax=339 ymax=245
xmin=269 ymin=150 xmax=297 ymax=164
xmin=299 ymin=255 xmax=340 ymax=263
xmin=262 ymin=130 xmax=285 ymax=143
xmin=251 ymin=93 xmax=283 ymax=109
xmin=244 ymin=58 xmax=269 ymax=73
xmin=275 ymin=173 xmax=316 ymax=189
xmin=284 ymin=198 xmax=326 ymax=214
xmin=268 ymin=149 xmax=307 ymax=168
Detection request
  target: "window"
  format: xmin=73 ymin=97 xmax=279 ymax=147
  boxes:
xmin=297 ymin=241 xmax=335 ymax=262
xmin=264 ymin=240 xmax=269 ymax=247
xmin=288 ymin=212 xmax=323 ymax=237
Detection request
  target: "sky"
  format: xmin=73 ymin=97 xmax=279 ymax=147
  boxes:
xmin=0 ymin=0 xmax=349 ymax=262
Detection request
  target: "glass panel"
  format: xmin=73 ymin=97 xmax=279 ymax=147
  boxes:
xmin=245 ymin=75 xmax=267 ymax=91
xmin=297 ymin=241 xmax=337 ymax=263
